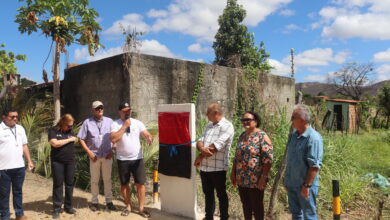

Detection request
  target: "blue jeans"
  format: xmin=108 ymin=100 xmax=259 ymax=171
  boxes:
xmin=0 ymin=167 xmax=25 ymax=220
xmin=287 ymin=186 xmax=318 ymax=220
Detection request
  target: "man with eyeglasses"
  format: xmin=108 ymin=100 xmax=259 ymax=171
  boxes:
xmin=0 ymin=108 xmax=34 ymax=220
xmin=77 ymin=101 xmax=116 ymax=212
xmin=194 ymin=103 xmax=234 ymax=220
xmin=285 ymin=104 xmax=323 ymax=220
xmin=110 ymin=102 xmax=153 ymax=218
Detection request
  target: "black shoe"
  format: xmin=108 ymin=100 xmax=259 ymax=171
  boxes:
xmin=64 ymin=208 xmax=76 ymax=214
xmin=106 ymin=202 xmax=116 ymax=211
xmin=89 ymin=203 xmax=99 ymax=212
xmin=52 ymin=211 xmax=60 ymax=219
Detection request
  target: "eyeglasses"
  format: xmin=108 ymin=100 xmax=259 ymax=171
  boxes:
xmin=67 ymin=125 xmax=73 ymax=129
xmin=241 ymin=118 xmax=254 ymax=122
xmin=8 ymin=115 xmax=18 ymax=119
xmin=95 ymin=106 xmax=104 ymax=111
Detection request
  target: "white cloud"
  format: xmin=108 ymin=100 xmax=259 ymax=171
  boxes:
xmin=279 ymin=9 xmax=295 ymax=16
xmin=104 ymin=14 xmax=150 ymax=36
xmin=375 ymin=64 xmax=390 ymax=81
xmin=315 ymin=1 xmax=390 ymax=40
xmin=307 ymin=67 xmax=321 ymax=73
xmin=74 ymin=40 xmax=176 ymax=62
xmin=148 ymin=0 xmax=293 ymax=42
xmin=268 ymin=59 xmax=291 ymax=76
xmin=373 ymin=48 xmax=390 ymax=63
xmin=140 ymin=40 xmax=175 ymax=58
xmin=282 ymin=24 xmax=302 ymax=34
xmin=187 ymin=43 xmax=212 ymax=54
xmin=282 ymin=48 xmax=349 ymax=66
xmin=147 ymin=9 xmax=168 ymax=18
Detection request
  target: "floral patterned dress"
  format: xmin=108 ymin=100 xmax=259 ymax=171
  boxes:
xmin=234 ymin=131 xmax=273 ymax=188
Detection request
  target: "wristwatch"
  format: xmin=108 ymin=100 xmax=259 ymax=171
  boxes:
xmin=302 ymin=183 xmax=312 ymax=188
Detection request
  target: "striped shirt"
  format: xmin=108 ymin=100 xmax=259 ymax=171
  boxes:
xmin=199 ymin=117 xmax=234 ymax=172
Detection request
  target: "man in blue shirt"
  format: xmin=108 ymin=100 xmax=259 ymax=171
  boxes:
xmin=285 ymin=104 xmax=323 ymax=220
xmin=77 ymin=101 xmax=116 ymax=211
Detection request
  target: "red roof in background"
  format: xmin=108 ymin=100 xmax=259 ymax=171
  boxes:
xmin=327 ymin=99 xmax=362 ymax=103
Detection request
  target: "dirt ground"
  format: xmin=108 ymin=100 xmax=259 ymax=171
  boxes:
xmin=8 ymin=172 xmax=201 ymax=220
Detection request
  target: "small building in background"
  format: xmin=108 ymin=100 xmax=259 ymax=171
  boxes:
xmin=322 ymin=98 xmax=361 ymax=133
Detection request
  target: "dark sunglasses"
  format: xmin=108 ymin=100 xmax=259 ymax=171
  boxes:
xmin=8 ymin=115 xmax=18 ymax=119
xmin=241 ymin=118 xmax=254 ymax=122
xmin=95 ymin=106 xmax=104 ymax=111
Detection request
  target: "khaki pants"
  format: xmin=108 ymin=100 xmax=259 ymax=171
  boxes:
xmin=90 ymin=157 xmax=113 ymax=204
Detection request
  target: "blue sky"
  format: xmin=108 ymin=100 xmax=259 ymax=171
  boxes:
xmin=2 ymin=0 xmax=390 ymax=83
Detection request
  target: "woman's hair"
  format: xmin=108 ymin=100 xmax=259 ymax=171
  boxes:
xmin=55 ymin=114 xmax=75 ymax=130
xmin=244 ymin=111 xmax=261 ymax=128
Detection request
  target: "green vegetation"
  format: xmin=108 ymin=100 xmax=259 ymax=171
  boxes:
xmin=212 ymin=0 xmax=272 ymax=71
xmin=15 ymin=0 xmax=102 ymax=122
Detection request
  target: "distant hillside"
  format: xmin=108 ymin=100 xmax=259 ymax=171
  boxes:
xmin=296 ymin=80 xmax=390 ymax=97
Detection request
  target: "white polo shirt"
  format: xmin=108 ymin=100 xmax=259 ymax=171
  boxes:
xmin=0 ymin=122 xmax=28 ymax=170
xmin=111 ymin=118 xmax=146 ymax=161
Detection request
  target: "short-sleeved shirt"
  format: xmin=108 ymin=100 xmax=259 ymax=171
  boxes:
xmin=0 ymin=122 xmax=28 ymax=170
xmin=234 ymin=131 xmax=273 ymax=188
xmin=199 ymin=117 xmax=234 ymax=172
xmin=285 ymin=126 xmax=323 ymax=187
xmin=48 ymin=127 xmax=75 ymax=162
xmin=110 ymin=118 xmax=146 ymax=161
xmin=77 ymin=116 xmax=113 ymax=158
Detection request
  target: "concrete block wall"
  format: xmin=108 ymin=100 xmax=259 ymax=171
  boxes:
xmin=62 ymin=53 xmax=294 ymax=124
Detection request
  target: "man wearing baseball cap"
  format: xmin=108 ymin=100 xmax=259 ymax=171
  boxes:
xmin=110 ymin=102 xmax=153 ymax=218
xmin=77 ymin=101 xmax=116 ymax=211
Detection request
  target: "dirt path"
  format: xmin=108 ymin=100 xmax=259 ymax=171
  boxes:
xmin=11 ymin=172 xmax=197 ymax=220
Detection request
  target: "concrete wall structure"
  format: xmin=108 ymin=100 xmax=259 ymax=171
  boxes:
xmin=63 ymin=53 xmax=295 ymax=124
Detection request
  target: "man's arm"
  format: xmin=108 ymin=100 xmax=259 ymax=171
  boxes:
xmin=141 ymin=130 xmax=153 ymax=145
xmin=23 ymin=144 xmax=34 ymax=171
xmin=196 ymin=141 xmax=213 ymax=157
xmin=110 ymin=120 xmax=130 ymax=143
xmin=211 ymin=123 xmax=234 ymax=151
xmin=301 ymin=167 xmax=319 ymax=198
xmin=79 ymin=139 xmax=97 ymax=162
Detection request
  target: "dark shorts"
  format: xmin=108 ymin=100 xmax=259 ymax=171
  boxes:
xmin=117 ymin=159 xmax=146 ymax=185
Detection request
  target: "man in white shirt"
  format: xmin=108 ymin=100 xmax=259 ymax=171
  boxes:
xmin=0 ymin=108 xmax=34 ymax=220
xmin=195 ymin=103 xmax=234 ymax=220
xmin=110 ymin=103 xmax=152 ymax=218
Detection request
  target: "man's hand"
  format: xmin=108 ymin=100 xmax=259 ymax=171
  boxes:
xmin=105 ymin=151 xmax=113 ymax=160
xmin=124 ymin=118 xmax=131 ymax=128
xmin=194 ymin=155 xmax=203 ymax=167
xmin=27 ymin=161 xmax=35 ymax=172
xmin=146 ymin=136 xmax=153 ymax=145
xmin=88 ymin=151 xmax=97 ymax=162
xmin=258 ymin=176 xmax=267 ymax=190
xmin=300 ymin=186 xmax=310 ymax=198
xmin=200 ymin=147 xmax=213 ymax=157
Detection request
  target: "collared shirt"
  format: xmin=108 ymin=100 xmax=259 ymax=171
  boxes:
xmin=199 ymin=117 xmax=234 ymax=172
xmin=285 ymin=126 xmax=323 ymax=187
xmin=0 ymin=122 xmax=28 ymax=170
xmin=77 ymin=116 xmax=113 ymax=158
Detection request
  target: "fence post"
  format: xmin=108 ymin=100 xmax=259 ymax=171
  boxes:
xmin=332 ymin=180 xmax=341 ymax=220
xmin=153 ymin=157 xmax=159 ymax=204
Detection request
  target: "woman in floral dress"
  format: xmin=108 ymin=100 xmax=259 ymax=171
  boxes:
xmin=231 ymin=111 xmax=273 ymax=220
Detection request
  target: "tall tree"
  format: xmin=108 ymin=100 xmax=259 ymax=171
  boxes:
xmin=0 ymin=44 xmax=26 ymax=100
xmin=328 ymin=62 xmax=374 ymax=100
xmin=213 ymin=0 xmax=271 ymax=71
xmin=378 ymin=83 xmax=390 ymax=128
xmin=15 ymin=0 xmax=102 ymax=123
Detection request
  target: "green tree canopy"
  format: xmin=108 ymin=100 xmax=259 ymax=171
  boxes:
xmin=378 ymin=83 xmax=390 ymax=128
xmin=0 ymin=44 xmax=26 ymax=76
xmin=15 ymin=0 xmax=102 ymax=122
xmin=212 ymin=0 xmax=271 ymax=71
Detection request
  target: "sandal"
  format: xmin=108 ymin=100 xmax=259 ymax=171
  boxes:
xmin=138 ymin=210 xmax=151 ymax=218
xmin=121 ymin=209 xmax=131 ymax=216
